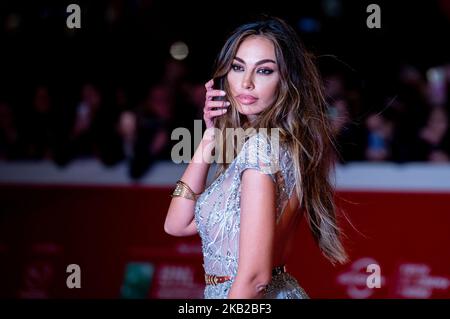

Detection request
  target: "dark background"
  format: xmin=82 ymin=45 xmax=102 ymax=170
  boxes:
xmin=1 ymin=0 xmax=448 ymax=114
xmin=1 ymin=0 xmax=450 ymax=300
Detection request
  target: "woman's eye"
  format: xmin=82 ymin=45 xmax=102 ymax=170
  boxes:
xmin=258 ymin=68 xmax=273 ymax=75
xmin=231 ymin=64 xmax=244 ymax=72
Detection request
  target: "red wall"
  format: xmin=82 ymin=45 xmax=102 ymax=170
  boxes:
xmin=1 ymin=184 xmax=449 ymax=298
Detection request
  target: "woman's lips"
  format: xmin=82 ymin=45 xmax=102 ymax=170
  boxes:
xmin=236 ymin=94 xmax=258 ymax=105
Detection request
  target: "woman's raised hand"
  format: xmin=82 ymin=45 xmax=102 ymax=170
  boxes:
xmin=203 ymin=79 xmax=230 ymax=130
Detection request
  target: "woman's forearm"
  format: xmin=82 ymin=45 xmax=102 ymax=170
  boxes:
xmin=164 ymin=129 xmax=217 ymax=235
xmin=181 ymin=129 xmax=216 ymax=192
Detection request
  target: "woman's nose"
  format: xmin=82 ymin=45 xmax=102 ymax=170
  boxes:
xmin=241 ymin=74 xmax=254 ymax=90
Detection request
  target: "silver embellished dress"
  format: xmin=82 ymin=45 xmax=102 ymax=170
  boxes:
xmin=194 ymin=132 xmax=309 ymax=299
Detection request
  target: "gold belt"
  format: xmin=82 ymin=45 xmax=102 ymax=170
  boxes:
xmin=205 ymin=265 xmax=287 ymax=286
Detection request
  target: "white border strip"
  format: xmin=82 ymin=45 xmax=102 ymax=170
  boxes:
xmin=334 ymin=162 xmax=450 ymax=191
xmin=1 ymin=160 xmax=450 ymax=191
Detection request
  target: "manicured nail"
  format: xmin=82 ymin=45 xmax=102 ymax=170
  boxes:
xmin=220 ymin=91 xmax=226 ymax=95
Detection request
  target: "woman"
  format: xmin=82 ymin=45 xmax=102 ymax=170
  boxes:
xmin=165 ymin=16 xmax=348 ymax=299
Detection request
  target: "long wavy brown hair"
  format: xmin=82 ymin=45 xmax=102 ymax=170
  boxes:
xmin=208 ymin=16 xmax=349 ymax=265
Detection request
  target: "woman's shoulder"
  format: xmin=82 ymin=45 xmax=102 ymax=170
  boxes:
xmin=240 ymin=131 xmax=289 ymax=158
xmin=235 ymin=130 xmax=288 ymax=177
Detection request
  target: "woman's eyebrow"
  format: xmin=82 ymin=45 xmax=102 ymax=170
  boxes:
xmin=234 ymin=56 xmax=277 ymax=66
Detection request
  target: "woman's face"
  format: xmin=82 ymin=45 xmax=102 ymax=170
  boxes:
xmin=227 ymin=35 xmax=280 ymax=123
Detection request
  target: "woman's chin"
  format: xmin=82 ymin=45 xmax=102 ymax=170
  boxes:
xmin=237 ymin=106 xmax=256 ymax=116
xmin=234 ymin=107 xmax=260 ymax=123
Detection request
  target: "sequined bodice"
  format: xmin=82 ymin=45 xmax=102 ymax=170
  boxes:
xmin=194 ymin=133 xmax=297 ymax=278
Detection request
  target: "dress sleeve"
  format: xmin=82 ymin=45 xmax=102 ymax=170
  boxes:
xmin=236 ymin=133 xmax=281 ymax=184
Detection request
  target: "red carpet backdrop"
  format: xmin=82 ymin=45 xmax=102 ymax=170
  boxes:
xmin=1 ymin=184 xmax=449 ymax=298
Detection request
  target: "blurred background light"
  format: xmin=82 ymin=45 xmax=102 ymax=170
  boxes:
xmin=169 ymin=41 xmax=189 ymax=61
xmin=322 ymin=0 xmax=343 ymax=18
xmin=297 ymin=17 xmax=321 ymax=33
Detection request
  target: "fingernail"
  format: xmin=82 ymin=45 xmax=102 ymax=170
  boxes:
xmin=225 ymin=102 xmax=230 ymax=106
xmin=221 ymin=91 xmax=226 ymax=95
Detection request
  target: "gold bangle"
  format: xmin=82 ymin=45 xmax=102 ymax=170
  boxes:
xmin=178 ymin=180 xmax=201 ymax=196
xmin=170 ymin=180 xmax=201 ymax=201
